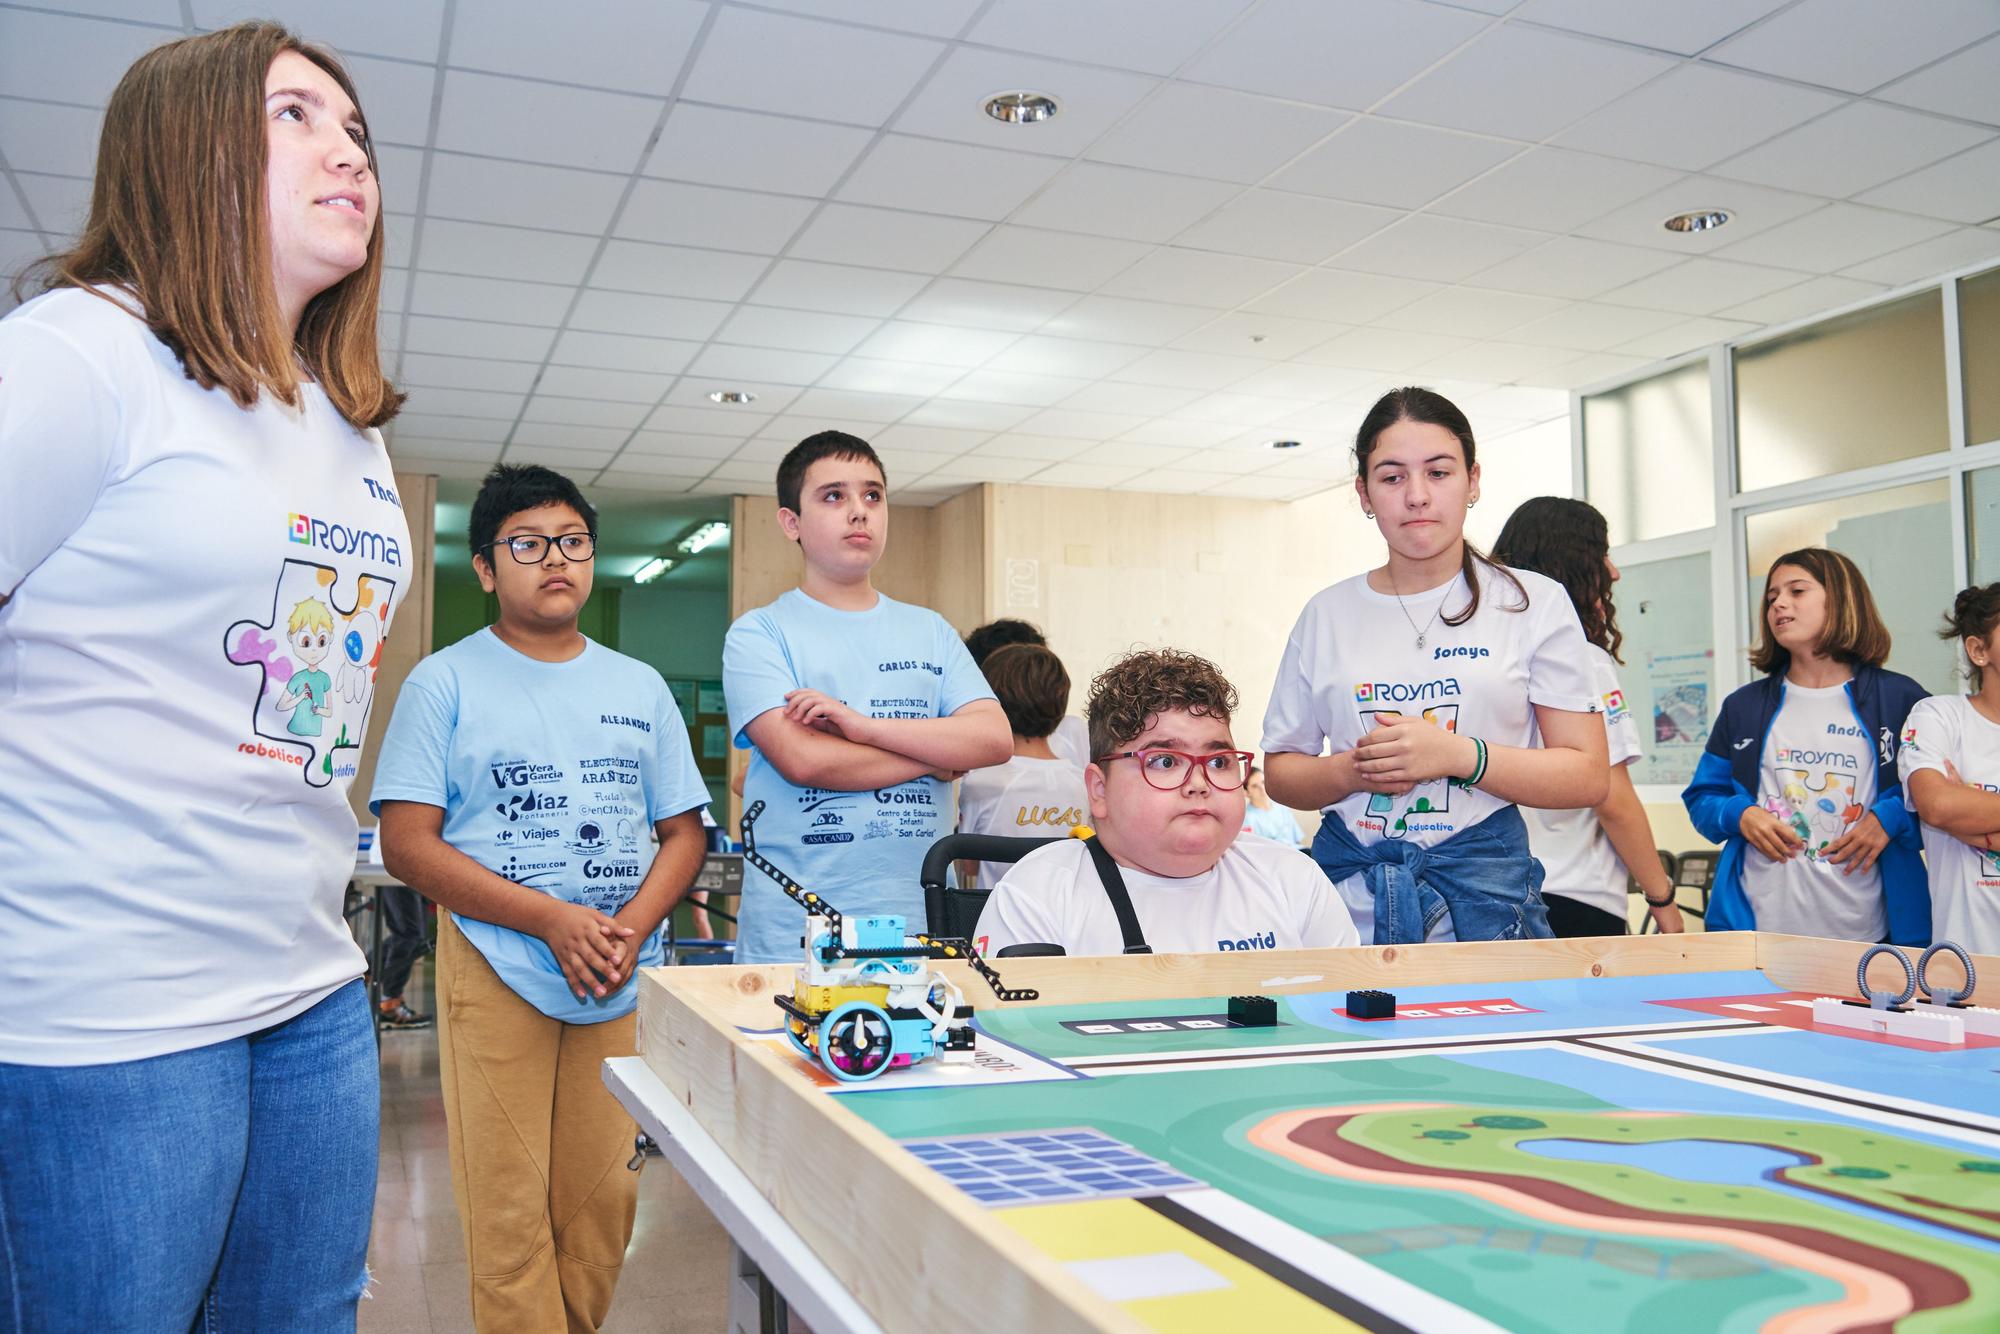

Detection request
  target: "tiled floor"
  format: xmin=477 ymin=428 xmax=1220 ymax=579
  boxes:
xmin=360 ymin=966 xmax=732 ymax=1333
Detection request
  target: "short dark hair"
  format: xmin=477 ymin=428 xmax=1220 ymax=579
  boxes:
xmin=980 ymin=643 xmax=1069 ymax=739
xmin=469 ymin=464 xmax=597 ymax=567
xmin=1750 ymin=547 xmax=1890 ymax=676
xmin=1087 ymin=649 xmax=1238 ymax=760
xmin=777 ymin=430 xmax=886 ymax=513
xmin=1942 ymin=583 xmax=2000 ymax=690
xmin=965 ymin=618 xmax=1047 ymax=666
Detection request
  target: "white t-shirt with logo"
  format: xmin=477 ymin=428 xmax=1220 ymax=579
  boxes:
xmin=957 ymin=755 xmax=1088 ymax=888
xmin=974 ymin=835 xmax=1359 ymax=958
xmin=0 ymin=287 xmax=411 ymax=1064
xmin=1898 ymin=694 xmax=2000 ymax=953
xmin=1521 ymin=644 xmax=1642 ymax=916
xmin=1740 ymin=681 xmax=1885 ymax=942
xmin=1261 ymin=562 xmax=1600 ymax=942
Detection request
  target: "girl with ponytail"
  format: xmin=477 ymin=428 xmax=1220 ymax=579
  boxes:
xmin=1262 ymin=389 xmax=1610 ymax=944
xmin=1493 ymin=497 xmax=1684 ymax=936
xmin=1897 ymin=583 xmax=2000 ymax=952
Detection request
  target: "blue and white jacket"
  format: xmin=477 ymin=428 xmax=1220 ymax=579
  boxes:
xmin=1680 ymin=664 xmax=1931 ymax=945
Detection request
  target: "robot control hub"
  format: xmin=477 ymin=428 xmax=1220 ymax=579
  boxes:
xmin=740 ymin=801 xmax=1038 ymax=1083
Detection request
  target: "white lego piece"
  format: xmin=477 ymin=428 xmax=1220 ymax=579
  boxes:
xmin=1811 ymin=996 xmax=1965 ymax=1044
xmin=1911 ymin=998 xmax=2000 ymax=1037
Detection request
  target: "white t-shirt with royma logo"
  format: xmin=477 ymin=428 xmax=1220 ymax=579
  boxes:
xmin=0 ymin=287 xmax=410 ymax=1064
xmin=1521 ymin=644 xmax=1643 ymax=916
xmin=956 ymin=755 xmax=1088 ymax=888
xmin=1740 ymin=681 xmax=1885 ymax=942
xmin=974 ymin=835 xmax=1358 ymax=958
xmin=1898 ymin=694 xmax=2000 ymax=953
xmin=1261 ymin=563 xmax=1601 ymax=941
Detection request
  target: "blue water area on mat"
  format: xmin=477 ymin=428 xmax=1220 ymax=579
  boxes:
xmin=1278 ymin=969 xmax=1780 ymax=1042
xmin=1522 ymin=1136 xmax=1809 ymax=1185
xmin=1519 ymin=1135 xmax=2000 ymax=1254
xmin=899 ymin=1127 xmax=1200 ymax=1207
xmin=1446 ymin=1044 xmax=1985 ymax=1157
xmin=1627 ymin=1026 xmax=2000 ymax=1126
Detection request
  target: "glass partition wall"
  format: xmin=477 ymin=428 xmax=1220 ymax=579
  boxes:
xmin=1576 ymin=257 xmax=2000 ymax=800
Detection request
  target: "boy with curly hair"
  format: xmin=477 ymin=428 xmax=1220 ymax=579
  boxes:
xmin=975 ymin=649 xmax=1357 ymax=956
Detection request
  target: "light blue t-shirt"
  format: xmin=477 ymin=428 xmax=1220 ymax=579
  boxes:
xmin=723 ymin=589 xmax=993 ymax=963
xmin=369 ymin=629 xmax=709 ymax=1022
xmin=1244 ymin=801 xmax=1305 ymax=847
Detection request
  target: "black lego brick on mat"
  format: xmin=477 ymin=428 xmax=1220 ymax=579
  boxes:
xmin=1346 ymin=989 xmax=1396 ymax=1020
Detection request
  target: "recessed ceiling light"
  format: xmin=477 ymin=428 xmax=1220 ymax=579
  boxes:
xmin=1266 ymin=439 xmax=1303 ymax=450
xmin=983 ymin=91 xmax=1059 ymax=125
xmin=1663 ymin=208 xmax=1730 ymax=234
xmin=707 ymin=389 xmax=756 ymax=404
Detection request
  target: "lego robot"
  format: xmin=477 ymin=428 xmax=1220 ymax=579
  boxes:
xmin=740 ymin=800 xmax=1038 ymax=1083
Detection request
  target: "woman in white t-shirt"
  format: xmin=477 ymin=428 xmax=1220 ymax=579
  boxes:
xmin=1492 ymin=497 xmax=1684 ymax=936
xmin=1263 ymin=388 xmax=1609 ymax=944
xmin=1899 ymin=584 xmax=2000 ymax=953
xmin=0 ymin=24 xmax=405 ymax=1329
xmin=957 ymin=643 xmax=1089 ymax=887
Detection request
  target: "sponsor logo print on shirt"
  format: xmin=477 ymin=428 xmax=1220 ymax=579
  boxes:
xmin=1354 ymin=676 xmax=1462 ymax=706
xmin=579 ymin=756 xmax=639 ymax=786
xmin=1603 ymin=689 xmax=1628 ymax=723
xmin=492 ymin=760 xmax=564 ymax=789
xmin=495 ymin=790 xmax=568 ymax=822
xmin=287 ymin=512 xmax=404 ymax=566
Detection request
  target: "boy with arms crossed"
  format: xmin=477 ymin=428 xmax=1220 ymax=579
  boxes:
xmin=977 ymin=650 xmax=1358 ymax=956
xmin=374 ymin=465 xmax=708 ymax=1331
xmin=725 ymin=431 xmax=1011 ymax=962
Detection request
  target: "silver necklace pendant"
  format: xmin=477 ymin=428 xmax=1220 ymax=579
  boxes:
xmin=1416 ymin=634 xmax=1426 ymax=651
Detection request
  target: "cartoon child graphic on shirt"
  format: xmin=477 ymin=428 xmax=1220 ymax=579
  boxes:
xmin=275 ymin=597 xmax=335 ymax=736
xmin=1766 ymin=768 xmax=1861 ymax=860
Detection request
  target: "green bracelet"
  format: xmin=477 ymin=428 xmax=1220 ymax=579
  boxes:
xmin=1451 ymin=736 xmax=1488 ymax=788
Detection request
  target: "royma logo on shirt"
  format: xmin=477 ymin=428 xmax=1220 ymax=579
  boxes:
xmin=288 ymin=512 xmax=404 ymax=566
xmin=1604 ymin=689 xmax=1627 ymax=722
xmin=1353 ymin=677 xmax=1461 ymax=705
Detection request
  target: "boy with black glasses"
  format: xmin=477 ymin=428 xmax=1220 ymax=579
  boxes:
xmin=372 ymin=464 xmax=708 ymax=1330
xmin=975 ymin=649 xmax=1357 ymax=957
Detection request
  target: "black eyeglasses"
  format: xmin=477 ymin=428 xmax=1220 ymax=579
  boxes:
xmin=1093 ymin=748 xmax=1254 ymax=791
xmin=485 ymin=533 xmax=596 ymax=564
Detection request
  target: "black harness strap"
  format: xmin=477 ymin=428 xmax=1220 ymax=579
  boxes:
xmin=1082 ymin=835 xmax=1152 ymax=955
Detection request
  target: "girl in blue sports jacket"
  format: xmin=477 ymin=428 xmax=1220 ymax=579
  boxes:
xmin=1682 ymin=547 xmax=1930 ymax=945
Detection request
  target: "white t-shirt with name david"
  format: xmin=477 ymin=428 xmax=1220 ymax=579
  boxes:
xmin=957 ymin=755 xmax=1088 ymax=888
xmin=1740 ymin=681 xmax=1884 ymax=942
xmin=973 ymin=835 xmax=1358 ymax=958
xmin=1260 ymin=562 xmax=1601 ymax=942
xmin=0 ymin=287 xmax=411 ymax=1064
xmin=1521 ymin=644 xmax=1643 ymax=916
xmin=1898 ymin=694 xmax=2000 ymax=954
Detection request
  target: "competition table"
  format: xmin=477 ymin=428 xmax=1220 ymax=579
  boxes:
xmin=606 ymin=933 xmax=2000 ymax=1333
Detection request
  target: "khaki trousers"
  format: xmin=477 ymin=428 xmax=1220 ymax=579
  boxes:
xmin=436 ymin=915 xmax=640 ymax=1333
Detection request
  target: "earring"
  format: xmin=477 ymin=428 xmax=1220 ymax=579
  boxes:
xmin=1363 ymin=509 xmax=1375 ymax=519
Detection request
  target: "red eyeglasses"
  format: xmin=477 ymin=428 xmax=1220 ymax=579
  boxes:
xmin=1093 ymin=748 xmax=1254 ymax=791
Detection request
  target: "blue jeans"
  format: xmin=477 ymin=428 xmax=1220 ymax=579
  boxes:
xmin=0 ymin=980 xmax=378 ymax=1333
xmin=1312 ymin=803 xmax=1553 ymax=944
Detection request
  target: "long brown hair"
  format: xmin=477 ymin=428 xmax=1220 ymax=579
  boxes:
xmin=25 ymin=22 xmax=401 ymax=430
xmin=1749 ymin=547 xmax=1891 ymax=676
xmin=1354 ymin=386 xmax=1524 ymax=625
xmin=1492 ymin=496 xmax=1623 ymax=662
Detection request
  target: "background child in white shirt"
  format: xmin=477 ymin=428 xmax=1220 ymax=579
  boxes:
xmin=976 ymin=650 xmax=1357 ymax=957
xmin=1494 ymin=496 xmax=1685 ymax=936
xmin=1900 ymin=583 xmax=2000 ymax=953
xmin=956 ymin=643 xmax=1089 ymax=888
